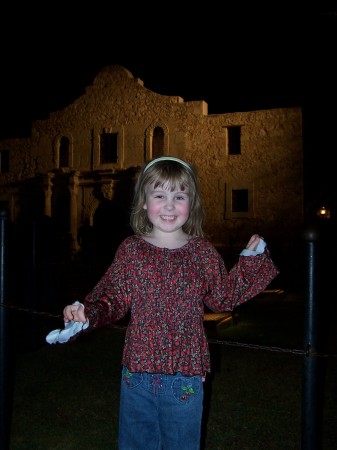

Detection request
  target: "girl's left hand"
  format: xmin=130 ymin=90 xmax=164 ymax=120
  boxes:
xmin=245 ymin=234 xmax=262 ymax=251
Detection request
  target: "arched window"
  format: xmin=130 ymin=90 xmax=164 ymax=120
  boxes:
xmin=59 ymin=137 xmax=70 ymax=168
xmin=152 ymin=127 xmax=164 ymax=158
xmin=145 ymin=122 xmax=169 ymax=161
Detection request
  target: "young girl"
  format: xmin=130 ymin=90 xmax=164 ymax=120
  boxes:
xmin=47 ymin=156 xmax=279 ymax=450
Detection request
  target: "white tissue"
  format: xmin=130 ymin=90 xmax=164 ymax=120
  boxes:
xmin=46 ymin=319 xmax=89 ymax=344
xmin=240 ymin=238 xmax=266 ymax=257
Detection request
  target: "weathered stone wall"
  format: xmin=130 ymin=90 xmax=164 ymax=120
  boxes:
xmin=0 ymin=65 xmax=303 ymax=280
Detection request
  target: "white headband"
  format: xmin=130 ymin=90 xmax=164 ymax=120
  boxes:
xmin=144 ymin=156 xmax=192 ymax=173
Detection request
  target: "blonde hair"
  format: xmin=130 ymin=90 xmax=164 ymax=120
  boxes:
xmin=130 ymin=157 xmax=205 ymax=237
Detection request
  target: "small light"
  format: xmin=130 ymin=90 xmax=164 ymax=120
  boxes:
xmin=317 ymin=206 xmax=331 ymax=219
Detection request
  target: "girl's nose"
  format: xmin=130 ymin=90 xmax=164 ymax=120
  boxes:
xmin=164 ymin=199 xmax=174 ymax=209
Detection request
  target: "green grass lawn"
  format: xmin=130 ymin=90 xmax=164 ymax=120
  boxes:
xmin=8 ymin=291 xmax=337 ymax=449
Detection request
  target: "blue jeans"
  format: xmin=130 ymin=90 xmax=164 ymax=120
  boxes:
xmin=118 ymin=367 xmax=204 ymax=450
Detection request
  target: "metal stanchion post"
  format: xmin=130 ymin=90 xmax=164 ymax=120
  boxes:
xmin=301 ymin=227 xmax=322 ymax=450
xmin=0 ymin=210 xmax=11 ymax=450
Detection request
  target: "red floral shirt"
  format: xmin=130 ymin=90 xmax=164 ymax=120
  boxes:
xmin=82 ymin=235 xmax=279 ymax=375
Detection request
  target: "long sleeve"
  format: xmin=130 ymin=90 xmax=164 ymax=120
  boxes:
xmin=202 ymin=245 xmax=279 ymax=312
xmin=82 ymin=243 xmax=133 ymax=330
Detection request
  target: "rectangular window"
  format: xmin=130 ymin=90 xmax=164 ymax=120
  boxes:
xmin=232 ymin=189 xmax=249 ymax=212
xmin=0 ymin=150 xmax=9 ymax=173
xmin=100 ymin=132 xmax=118 ymax=164
xmin=227 ymin=126 xmax=241 ymax=155
xmin=225 ymin=183 xmax=254 ymax=219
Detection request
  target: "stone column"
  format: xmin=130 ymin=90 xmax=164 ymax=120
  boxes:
xmin=42 ymin=173 xmax=54 ymax=217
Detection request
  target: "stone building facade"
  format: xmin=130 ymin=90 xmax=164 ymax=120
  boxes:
xmin=0 ymin=65 xmax=303 ymax=279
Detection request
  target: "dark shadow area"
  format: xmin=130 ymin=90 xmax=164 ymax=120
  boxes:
xmin=91 ymin=186 xmax=131 ymax=279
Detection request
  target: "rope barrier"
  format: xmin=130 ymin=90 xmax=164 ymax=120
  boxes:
xmin=2 ymin=301 xmax=336 ymax=359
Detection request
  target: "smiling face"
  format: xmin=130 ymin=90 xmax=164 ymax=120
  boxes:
xmin=143 ymin=181 xmax=190 ymax=235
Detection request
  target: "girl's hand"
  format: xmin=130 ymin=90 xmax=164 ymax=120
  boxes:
xmin=63 ymin=303 xmax=87 ymax=323
xmin=245 ymin=234 xmax=263 ymax=251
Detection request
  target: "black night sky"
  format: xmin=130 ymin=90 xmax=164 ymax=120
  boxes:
xmin=0 ymin=4 xmax=336 ymax=209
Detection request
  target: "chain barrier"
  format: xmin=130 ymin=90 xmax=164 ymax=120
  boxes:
xmin=0 ymin=302 xmax=62 ymax=319
xmin=1 ymin=301 xmax=336 ymax=359
xmin=206 ymin=338 xmax=333 ymax=358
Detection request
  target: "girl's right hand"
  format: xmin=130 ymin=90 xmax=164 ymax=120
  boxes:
xmin=63 ymin=303 xmax=87 ymax=324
